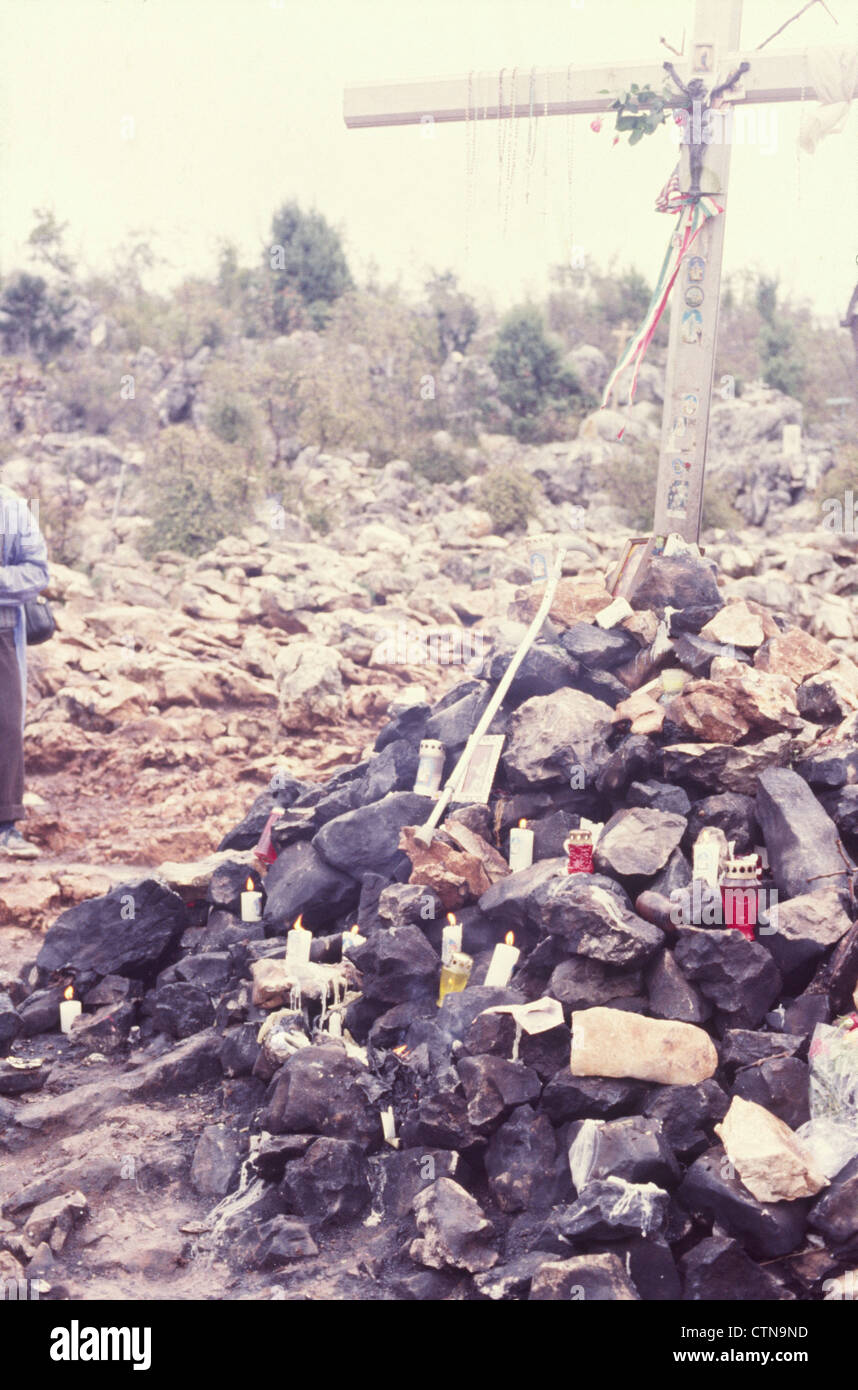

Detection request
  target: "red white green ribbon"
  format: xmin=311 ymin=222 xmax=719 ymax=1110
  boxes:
xmin=601 ymin=185 xmax=724 ymax=426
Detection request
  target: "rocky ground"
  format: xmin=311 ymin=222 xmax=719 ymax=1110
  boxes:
xmin=2 ymin=538 xmax=858 ymax=1302
xmin=2 ymin=363 xmax=858 ymax=1300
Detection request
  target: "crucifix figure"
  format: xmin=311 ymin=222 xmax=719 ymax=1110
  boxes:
xmin=344 ymin=0 xmax=852 ymax=549
xmin=662 ymin=58 xmax=751 ymax=200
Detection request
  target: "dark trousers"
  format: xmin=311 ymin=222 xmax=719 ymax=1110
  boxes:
xmin=0 ymin=630 xmax=25 ymax=822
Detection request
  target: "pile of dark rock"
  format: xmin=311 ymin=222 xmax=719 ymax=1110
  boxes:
xmin=3 ymin=550 xmax=858 ymax=1301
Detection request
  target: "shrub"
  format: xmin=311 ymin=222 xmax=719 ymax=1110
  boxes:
xmin=476 ymin=466 xmax=540 ymax=534
xmin=409 ymin=438 xmax=473 ymax=484
xmin=489 ymin=305 xmax=586 ymax=442
xmin=137 ymin=426 xmax=255 ymax=557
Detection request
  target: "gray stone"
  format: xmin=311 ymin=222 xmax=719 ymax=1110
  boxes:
xmin=674 ymin=928 xmax=782 ymax=1028
xmin=645 ymin=950 xmax=711 ymax=1023
xmin=594 ymin=807 xmax=687 ymax=880
xmin=539 ymin=876 xmax=663 ymax=967
xmin=756 ymin=768 xmax=854 ymax=908
xmin=279 ymin=1137 xmax=370 ymax=1224
xmin=263 ymin=840 xmax=359 ymax=931
xmin=502 ymin=688 xmax=614 ymax=789
xmin=529 ymin=1251 xmax=640 ymax=1300
xmin=484 ymin=1106 xmax=557 ymax=1213
xmin=409 ymin=1178 xmax=498 ymax=1273
xmin=190 ymin=1125 xmax=241 ymax=1197
xmin=36 ymin=879 xmax=186 ymax=979
xmin=263 ymin=1044 xmax=383 ymax=1150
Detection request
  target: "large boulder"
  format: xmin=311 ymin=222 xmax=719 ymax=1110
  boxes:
xmin=594 ymin=808 xmax=687 ymax=880
xmin=263 ymin=1045 xmax=383 ymax=1151
xmin=502 ymin=688 xmax=614 ymax=789
xmin=756 ymin=768 xmax=854 ymax=909
xmin=262 ymin=840 xmax=358 ymax=931
xmin=313 ymin=792 xmax=434 ymax=879
xmin=36 ymin=879 xmax=186 ymax=979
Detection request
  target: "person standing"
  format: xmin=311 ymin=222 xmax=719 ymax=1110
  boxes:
xmin=0 ymin=482 xmax=49 ymax=859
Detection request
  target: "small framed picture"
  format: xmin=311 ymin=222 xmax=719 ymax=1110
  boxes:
xmin=452 ymin=734 xmax=505 ymax=804
xmin=692 ymin=43 xmax=714 ymax=73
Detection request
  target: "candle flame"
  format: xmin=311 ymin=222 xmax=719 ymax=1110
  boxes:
xmin=293 ymin=914 xmax=308 ymax=932
xmin=518 ymin=819 xmax=527 ymax=830
xmin=245 ymin=877 xmax=255 ymax=892
xmin=446 ymin=912 xmax=458 ymax=926
xmin=350 ymin=924 xmax=360 ymax=936
xmin=63 ymin=984 xmax=74 ymax=1001
xmin=505 ymin=932 xmax=515 ymax=947
xmin=393 ymin=1044 xmax=410 ymax=1058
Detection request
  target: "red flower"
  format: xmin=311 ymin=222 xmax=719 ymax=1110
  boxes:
xmin=612 ymin=136 xmax=620 ymax=146
xmin=590 ymin=118 xmax=602 ymax=133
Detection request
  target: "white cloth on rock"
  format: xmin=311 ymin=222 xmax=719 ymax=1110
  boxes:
xmin=799 ymin=46 xmax=858 ymax=154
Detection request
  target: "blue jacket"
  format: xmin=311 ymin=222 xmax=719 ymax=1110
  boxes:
xmin=0 ymin=485 xmax=50 ymax=707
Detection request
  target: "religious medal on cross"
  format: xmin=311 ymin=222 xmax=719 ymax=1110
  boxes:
xmin=344 ymin=0 xmax=852 ymax=558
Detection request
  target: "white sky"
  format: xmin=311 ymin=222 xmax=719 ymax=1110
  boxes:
xmin=0 ymin=0 xmax=856 ymax=320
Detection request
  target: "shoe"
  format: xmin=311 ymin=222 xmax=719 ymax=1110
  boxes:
xmin=0 ymin=827 xmax=41 ymax=859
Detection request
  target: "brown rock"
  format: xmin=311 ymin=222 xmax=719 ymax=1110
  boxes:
xmin=700 ymin=602 xmax=765 ymax=649
xmin=715 ymin=1096 xmax=829 ymax=1203
xmin=669 ymin=683 xmax=749 ymax=744
xmin=400 ymin=825 xmax=493 ymax=909
xmin=661 ymin=733 xmax=791 ymax=796
xmin=511 ymin=578 xmax=613 ymax=630
xmin=755 ymin=627 xmax=836 ymax=684
xmin=614 ymin=689 xmax=665 ymax=736
xmin=569 ymin=1007 xmax=718 ymax=1085
xmin=442 ymin=822 xmax=511 ymax=885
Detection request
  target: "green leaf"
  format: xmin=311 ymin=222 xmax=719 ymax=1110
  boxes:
xmin=629 ymin=126 xmax=644 ymax=145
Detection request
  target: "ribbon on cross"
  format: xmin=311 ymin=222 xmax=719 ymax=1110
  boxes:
xmin=601 ymin=166 xmax=723 ymax=424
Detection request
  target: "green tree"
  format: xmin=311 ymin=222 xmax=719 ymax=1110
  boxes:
xmin=0 ymin=272 xmax=74 ymax=361
xmin=267 ymin=201 xmax=353 ymax=332
xmin=489 ymin=304 xmax=584 ymax=441
xmin=755 ymin=274 xmax=805 ymax=399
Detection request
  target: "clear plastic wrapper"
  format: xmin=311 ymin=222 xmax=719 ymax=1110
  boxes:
xmin=796 ymin=1016 xmax=858 ymax=1179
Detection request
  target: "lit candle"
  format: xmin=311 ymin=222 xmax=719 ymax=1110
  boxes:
xmin=508 ymin=819 xmax=534 ymax=873
xmin=441 ymin=912 xmax=462 ymax=966
xmin=286 ymin=914 xmax=312 ymax=964
xmin=484 ymin=931 xmax=520 ymax=988
xmin=328 ymin=1012 xmax=343 ymax=1037
xmin=59 ymin=985 xmax=82 ymax=1035
xmin=240 ymin=877 xmax=263 ymax=922
xmin=342 ymin=923 xmax=366 ymax=957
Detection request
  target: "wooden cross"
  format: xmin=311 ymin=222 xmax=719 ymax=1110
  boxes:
xmin=344 ymin=0 xmax=854 ymax=546
xmin=610 ymin=321 xmax=633 ymax=357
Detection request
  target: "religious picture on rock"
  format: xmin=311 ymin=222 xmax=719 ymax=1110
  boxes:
xmin=685 ymin=285 xmax=704 ymax=308
xmin=687 ymin=256 xmax=705 ymax=283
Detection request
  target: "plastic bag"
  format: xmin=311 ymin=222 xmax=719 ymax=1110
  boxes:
xmin=796 ymin=1016 xmax=858 ymax=1179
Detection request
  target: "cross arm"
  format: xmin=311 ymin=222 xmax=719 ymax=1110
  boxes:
xmin=344 ymin=47 xmax=850 ymax=129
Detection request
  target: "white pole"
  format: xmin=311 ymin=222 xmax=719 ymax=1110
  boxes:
xmin=414 ymin=548 xmax=566 ymax=845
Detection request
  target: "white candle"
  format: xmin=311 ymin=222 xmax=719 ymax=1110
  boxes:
xmin=59 ymin=988 xmax=82 ymax=1035
xmin=381 ymin=1107 xmax=397 ymax=1145
xmin=286 ymin=915 xmax=312 ymax=964
xmin=484 ymin=932 xmax=520 ymax=988
xmin=508 ymin=820 xmax=534 ymax=873
xmin=328 ymin=1013 xmax=343 ymax=1037
xmin=240 ymin=877 xmax=263 ymax=922
xmin=342 ymin=924 xmax=366 ymax=957
xmin=441 ymin=913 xmax=462 ymax=966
